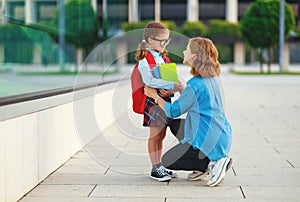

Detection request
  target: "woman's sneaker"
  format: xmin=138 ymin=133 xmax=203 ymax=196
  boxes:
xmin=187 ymin=170 xmax=209 ymax=181
xmin=150 ymin=166 xmax=171 ymax=182
xmin=226 ymin=157 xmax=233 ymax=172
xmin=160 ymin=166 xmax=177 ymax=178
xmin=207 ymin=157 xmax=231 ymax=187
xmin=187 ymin=158 xmax=233 ymax=182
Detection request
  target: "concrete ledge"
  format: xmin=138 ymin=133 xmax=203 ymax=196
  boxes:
xmin=0 ymin=81 xmax=126 ymax=202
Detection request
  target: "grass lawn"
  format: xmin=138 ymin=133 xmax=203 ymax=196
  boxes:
xmin=230 ymin=69 xmax=300 ymax=76
xmin=16 ymin=69 xmax=118 ymax=76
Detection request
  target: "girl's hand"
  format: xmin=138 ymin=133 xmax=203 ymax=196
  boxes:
xmin=174 ymin=81 xmax=184 ymax=93
xmin=158 ymin=89 xmax=174 ymax=97
xmin=144 ymin=86 xmax=159 ymax=99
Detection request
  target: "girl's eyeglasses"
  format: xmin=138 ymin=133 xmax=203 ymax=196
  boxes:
xmin=150 ymin=37 xmax=171 ymax=46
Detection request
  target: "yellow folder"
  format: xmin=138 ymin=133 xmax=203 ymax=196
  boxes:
xmin=158 ymin=63 xmax=178 ymax=82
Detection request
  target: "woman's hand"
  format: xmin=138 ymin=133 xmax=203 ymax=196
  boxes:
xmin=144 ymin=86 xmax=159 ymax=99
xmin=158 ymin=89 xmax=174 ymax=97
xmin=174 ymin=81 xmax=184 ymax=93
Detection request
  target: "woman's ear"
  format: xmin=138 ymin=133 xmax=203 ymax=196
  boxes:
xmin=192 ymin=54 xmax=197 ymax=61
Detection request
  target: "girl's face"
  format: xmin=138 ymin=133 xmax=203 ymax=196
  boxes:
xmin=183 ymin=43 xmax=196 ymax=66
xmin=147 ymin=30 xmax=170 ymax=53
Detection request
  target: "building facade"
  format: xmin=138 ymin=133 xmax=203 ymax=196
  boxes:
xmin=1 ymin=0 xmax=300 ymax=64
xmin=2 ymin=0 xmax=299 ymax=29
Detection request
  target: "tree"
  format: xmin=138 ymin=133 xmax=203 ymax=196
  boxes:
xmin=240 ymin=0 xmax=295 ymax=73
xmin=52 ymin=0 xmax=99 ymax=70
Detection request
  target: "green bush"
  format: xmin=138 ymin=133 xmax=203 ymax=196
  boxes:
xmin=292 ymin=28 xmax=300 ymax=36
xmin=180 ymin=21 xmax=206 ymax=37
xmin=0 ymin=24 xmax=30 ymax=42
xmin=121 ymin=21 xmax=150 ymax=32
xmin=167 ymin=52 xmax=183 ymax=64
xmin=0 ymin=23 xmax=67 ymax=64
xmin=0 ymin=24 xmax=33 ymax=63
xmin=207 ymin=19 xmax=240 ymax=37
xmin=121 ymin=20 xmax=176 ymax=32
xmin=160 ymin=20 xmax=177 ymax=31
xmin=216 ymin=44 xmax=233 ymax=63
xmin=127 ymin=52 xmax=182 ymax=65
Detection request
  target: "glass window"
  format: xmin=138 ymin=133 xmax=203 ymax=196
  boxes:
xmin=36 ymin=1 xmax=57 ymax=22
xmin=140 ymin=1 xmax=154 ymax=21
xmin=161 ymin=1 xmax=186 ymax=26
xmin=9 ymin=1 xmax=25 ymax=21
xmin=0 ymin=0 xmax=124 ymax=99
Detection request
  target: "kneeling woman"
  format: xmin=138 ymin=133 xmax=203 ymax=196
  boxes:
xmin=144 ymin=37 xmax=232 ymax=187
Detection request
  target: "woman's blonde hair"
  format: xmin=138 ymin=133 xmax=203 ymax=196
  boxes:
xmin=189 ymin=37 xmax=220 ymax=77
xmin=135 ymin=21 xmax=168 ymax=61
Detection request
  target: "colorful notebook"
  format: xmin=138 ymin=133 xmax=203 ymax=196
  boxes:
xmin=158 ymin=63 xmax=178 ymax=82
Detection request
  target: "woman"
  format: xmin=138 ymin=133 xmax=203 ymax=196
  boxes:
xmin=144 ymin=37 xmax=232 ymax=186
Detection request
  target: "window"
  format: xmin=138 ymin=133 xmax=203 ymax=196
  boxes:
xmin=36 ymin=1 xmax=57 ymax=22
xmin=0 ymin=0 xmax=119 ymax=100
xmin=9 ymin=1 xmax=25 ymax=21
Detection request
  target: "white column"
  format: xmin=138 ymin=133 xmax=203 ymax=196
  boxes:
xmin=283 ymin=42 xmax=290 ymax=71
xmin=116 ymin=42 xmax=128 ymax=64
xmin=33 ymin=45 xmax=41 ymax=64
xmin=226 ymin=0 xmax=238 ymax=22
xmin=76 ymin=48 xmax=83 ymax=66
xmin=2 ymin=0 xmax=9 ymax=23
xmin=128 ymin=0 xmax=138 ymax=22
xmin=25 ymin=0 xmax=35 ymax=23
xmin=0 ymin=0 xmax=4 ymax=23
xmin=234 ymin=42 xmax=245 ymax=65
xmin=155 ymin=0 xmax=160 ymax=21
xmin=227 ymin=0 xmax=243 ymax=65
xmin=91 ymin=0 xmax=97 ymax=12
xmin=187 ymin=0 xmax=198 ymax=21
xmin=0 ymin=45 xmax=4 ymax=63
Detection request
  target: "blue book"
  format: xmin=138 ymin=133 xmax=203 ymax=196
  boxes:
xmin=152 ymin=66 xmax=161 ymax=79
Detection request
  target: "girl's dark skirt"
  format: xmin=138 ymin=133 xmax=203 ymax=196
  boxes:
xmin=143 ymin=97 xmax=172 ymax=127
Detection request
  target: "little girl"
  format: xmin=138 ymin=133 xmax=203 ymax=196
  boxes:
xmin=135 ymin=21 xmax=183 ymax=181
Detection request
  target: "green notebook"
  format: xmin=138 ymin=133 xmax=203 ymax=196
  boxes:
xmin=159 ymin=63 xmax=178 ymax=82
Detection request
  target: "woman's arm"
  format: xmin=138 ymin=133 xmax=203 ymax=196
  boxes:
xmin=144 ymin=86 xmax=166 ymax=108
xmin=144 ymin=85 xmax=194 ymax=118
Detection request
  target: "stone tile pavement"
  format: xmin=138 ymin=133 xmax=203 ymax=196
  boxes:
xmin=19 ymin=66 xmax=300 ymax=202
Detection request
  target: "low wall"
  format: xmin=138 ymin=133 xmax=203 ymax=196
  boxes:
xmin=0 ymin=81 xmax=127 ymax=202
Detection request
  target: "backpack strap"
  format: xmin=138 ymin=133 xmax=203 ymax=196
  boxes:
xmin=144 ymin=51 xmax=171 ymax=69
xmin=144 ymin=51 xmax=157 ymax=69
xmin=163 ymin=55 xmax=171 ymax=63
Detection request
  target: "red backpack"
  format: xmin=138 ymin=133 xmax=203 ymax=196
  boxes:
xmin=131 ymin=52 xmax=170 ymax=114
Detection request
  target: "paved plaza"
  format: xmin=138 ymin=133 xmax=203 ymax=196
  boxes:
xmin=18 ymin=66 xmax=300 ymax=202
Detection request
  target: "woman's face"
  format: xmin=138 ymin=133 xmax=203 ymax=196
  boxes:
xmin=147 ymin=30 xmax=170 ymax=53
xmin=183 ymin=43 xmax=195 ymax=66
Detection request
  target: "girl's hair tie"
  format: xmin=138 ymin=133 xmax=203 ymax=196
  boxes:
xmin=142 ymin=39 xmax=146 ymax=43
